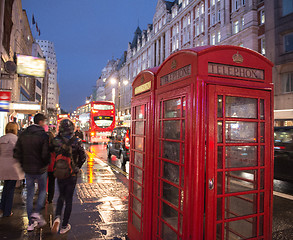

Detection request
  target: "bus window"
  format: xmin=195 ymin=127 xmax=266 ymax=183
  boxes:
xmin=93 ymin=104 xmax=114 ymax=110
xmin=94 ymin=116 xmax=114 ymax=128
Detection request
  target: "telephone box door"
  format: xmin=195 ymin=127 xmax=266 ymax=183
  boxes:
xmin=205 ymin=85 xmax=272 ymax=240
xmin=154 ymin=86 xmax=191 ymax=240
xmin=129 ymin=96 xmax=151 ymax=239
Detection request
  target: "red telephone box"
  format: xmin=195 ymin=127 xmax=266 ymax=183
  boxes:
xmin=128 ymin=67 xmax=158 ymax=240
xmin=129 ymin=46 xmax=274 ymax=240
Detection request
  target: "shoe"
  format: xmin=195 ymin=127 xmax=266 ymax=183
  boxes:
xmin=51 ymin=217 xmax=60 ymax=234
xmin=60 ymin=224 xmax=71 ymax=234
xmin=27 ymin=221 xmax=38 ymax=232
xmin=31 ymin=212 xmax=47 ymax=227
xmin=3 ymin=211 xmax=13 ymax=217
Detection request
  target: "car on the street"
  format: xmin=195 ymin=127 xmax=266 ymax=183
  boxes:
xmin=274 ymin=126 xmax=293 ymax=181
xmin=107 ymin=126 xmax=130 ymax=166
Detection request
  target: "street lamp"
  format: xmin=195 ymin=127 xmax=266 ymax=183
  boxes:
xmin=123 ymin=80 xmax=129 ymax=86
xmin=110 ymin=78 xmax=117 ymax=85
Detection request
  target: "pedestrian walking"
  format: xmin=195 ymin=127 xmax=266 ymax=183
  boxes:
xmin=47 ymin=131 xmax=56 ymax=204
xmin=51 ymin=119 xmax=86 ymax=234
xmin=74 ymin=126 xmax=84 ymax=140
xmin=0 ymin=122 xmax=25 ymax=217
xmin=13 ymin=113 xmax=51 ymax=231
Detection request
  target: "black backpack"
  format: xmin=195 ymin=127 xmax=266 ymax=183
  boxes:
xmin=53 ymin=137 xmax=76 ymax=180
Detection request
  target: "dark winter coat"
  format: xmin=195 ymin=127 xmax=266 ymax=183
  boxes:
xmin=75 ymin=130 xmax=84 ymax=140
xmin=50 ymin=135 xmax=86 ymax=173
xmin=13 ymin=125 xmax=51 ymax=175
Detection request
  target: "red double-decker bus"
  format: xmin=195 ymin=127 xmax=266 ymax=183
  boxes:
xmin=76 ymin=101 xmax=115 ymax=143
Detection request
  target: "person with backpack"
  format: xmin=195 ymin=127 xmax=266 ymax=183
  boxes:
xmin=51 ymin=119 xmax=86 ymax=234
xmin=13 ymin=113 xmax=50 ymax=231
xmin=47 ymin=131 xmax=56 ymax=204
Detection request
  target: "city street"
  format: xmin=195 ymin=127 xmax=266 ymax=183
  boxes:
xmin=0 ymin=144 xmax=129 ymax=240
xmin=0 ymin=144 xmax=293 ymax=239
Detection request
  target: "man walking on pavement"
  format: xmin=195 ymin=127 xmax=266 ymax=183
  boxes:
xmin=51 ymin=119 xmax=86 ymax=234
xmin=14 ymin=113 xmax=51 ymax=231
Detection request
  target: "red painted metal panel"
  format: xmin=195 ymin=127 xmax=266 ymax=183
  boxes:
xmin=129 ymin=46 xmax=273 ymax=240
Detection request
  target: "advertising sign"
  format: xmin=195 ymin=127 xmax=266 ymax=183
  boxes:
xmin=0 ymin=91 xmax=11 ymax=112
xmin=17 ymin=55 xmax=46 ymax=78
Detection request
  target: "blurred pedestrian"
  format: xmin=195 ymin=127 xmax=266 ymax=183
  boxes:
xmin=47 ymin=131 xmax=56 ymax=204
xmin=0 ymin=122 xmax=25 ymax=217
xmin=74 ymin=126 xmax=83 ymax=140
xmin=51 ymin=119 xmax=86 ymax=234
xmin=14 ymin=113 xmax=51 ymax=231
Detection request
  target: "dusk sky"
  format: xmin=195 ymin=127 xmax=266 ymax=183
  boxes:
xmin=22 ymin=0 xmax=158 ymax=112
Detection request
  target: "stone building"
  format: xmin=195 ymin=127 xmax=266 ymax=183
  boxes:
xmin=36 ymin=39 xmax=59 ymax=124
xmin=0 ymin=0 xmax=46 ymax=133
xmin=266 ymin=0 xmax=293 ymax=126
xmin=97 ymin=0 xmax=267 ymax=125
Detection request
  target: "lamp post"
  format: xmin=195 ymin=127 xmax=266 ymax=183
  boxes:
xmin=110 ymin=76 xmax=129 ymax=126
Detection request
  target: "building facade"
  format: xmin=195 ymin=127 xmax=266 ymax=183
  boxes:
xmin=36 ymin=39 xmax=59 ymax=123
xmin=0 ymin=0 xmax=47 ymax=133
xmin=266 ymin=0 xmax=293 ymax=126
xmin=97 ymin=0 xmax=267 ymax=125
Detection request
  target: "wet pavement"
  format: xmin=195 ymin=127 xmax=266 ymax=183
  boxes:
xmin=1 ymin=143 xmax=293 ymax=239
xmin=0 ymin=144 xmax=129 ymax=240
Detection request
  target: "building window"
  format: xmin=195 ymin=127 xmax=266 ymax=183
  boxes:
xmin=188 ymin=15 xmax=191 ymax=25
xmin=282 ymin=72 xmax=293 ymax=93
xmin=36 ymin=80 xmax=42 ymax=89
xmin=201 ymin=21 xmax=204 ymax=32
xmin=284 ymin=33 xmax=293 ymax=53
xmin=211 ymin=34 xmax=216 ymax=45
xmin=218 ymin=10 xmax=221 ymax=21
xmin=201 ymin=3 xmax=204 ymax=14
xmin=242 ymin=17 xmax=245 ymax=27
xmin=261 ymin=38 xmax=266 ymax=55
xmin=235 ymin=0 xmax=239 ymax=10
xmin=217 ymin=31 xmax=221 ymax=42
xmin=282 ymin=0 xmax=293 ymax=16
xmin=211 ymin=0 xmax=215 ymax=6
xmin=260 ymin=10 xmax=265 ymax=24
xmin=242 ymin=0 xmax=245 ymax=5
xmin=211 ymin=14 xmax=216 ymax=25
xmin=196 ymin=7 xmax=200 ymax=18
xmin=36 ymin=93 xmax=41 ymax=102
xmin=234 ymin=20 xmax=239 ymax=34
xmin=196 ymin=25 xmax=200 ymax=35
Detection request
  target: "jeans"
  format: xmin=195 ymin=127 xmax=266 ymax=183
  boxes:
xmin=26 ymin=172 xmax=47 ymax=224
xmin=47 ymin=172 xmax=55 ymax=203
xmin=55 ymin=176 xmax=77 ymax=227
xmin=0 ymin=180 xmax=17 ymax=216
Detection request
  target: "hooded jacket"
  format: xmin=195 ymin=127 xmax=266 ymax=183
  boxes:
xmin=14 ymin=124 xmax=50 ymax=175
xmin=0 ymin=133 xmax=25 ymax=180
xmin=51 ymin=120 xmax=86 ymax=173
